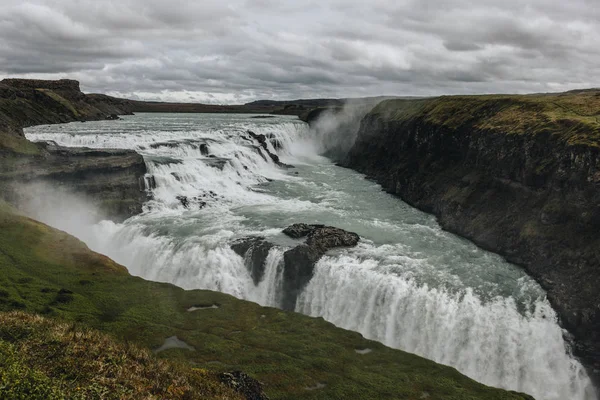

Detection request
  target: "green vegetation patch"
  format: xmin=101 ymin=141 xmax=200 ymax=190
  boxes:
xmin=0 ymin=311 xmax=243 ymax=400
xmin=0 ymin=203 xmax=533 ymax=399
xmin=371 ymin=91 xmax=600 ymax=147
xmin=35 ymin=89 xmax=80 ymax=117
xmin=0 ymin=132 xmax=41 ymax=155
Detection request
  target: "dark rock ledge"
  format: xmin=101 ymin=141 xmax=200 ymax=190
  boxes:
xmin=246 ymin=130 xmax=292 ymax=168
xmin=232 ymin=224 xmax=360 ymax=310
xmin=281 ymin=224 xmax=359 ymax=310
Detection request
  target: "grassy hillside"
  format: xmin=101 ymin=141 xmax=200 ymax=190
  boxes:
xmin=0 ymin=202 xmax=533 ymax=400
xmin=0 ymin=311 xmax=243 ymax=399
xmin=372 ymin=90 xmax=600 ymax=147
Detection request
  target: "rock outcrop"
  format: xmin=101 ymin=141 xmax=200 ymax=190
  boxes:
xmin=246 ymin=130 xmax=292 ymax=168
xmin=218 ymin=371 xmax=269 ymax=400
xmin=231 ymin=237 xmax=275 ymax=285
xmin=231 ymin=224 xmax=360 ymax=310
xmin=0 ymin=79 xmax=147 ymax=221
xmin=340 ymin=92 xmax=600 ymax=378
xmin=281 ymin=224 xmax=359 ymax=310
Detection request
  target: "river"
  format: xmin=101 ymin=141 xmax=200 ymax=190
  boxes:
xmin=25 ymin=113 xmax=596 ymax=400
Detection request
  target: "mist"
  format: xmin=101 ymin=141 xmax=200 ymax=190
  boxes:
xmin=309 ymin=98 xmax=390 ymax=161
xmin=10 ymin=181 xmax=107 ymax=245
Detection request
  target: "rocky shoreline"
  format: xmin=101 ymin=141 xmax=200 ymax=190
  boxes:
xmin=339 ymin=93 xmax=600 ymax=381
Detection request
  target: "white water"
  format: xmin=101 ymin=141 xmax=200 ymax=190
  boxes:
xmin=25 ymin=113 xmax=596 ymax=399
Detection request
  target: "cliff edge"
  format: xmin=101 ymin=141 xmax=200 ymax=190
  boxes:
xmin=0 ymin=79 xmax=147 ymax=221
xmin=341 ymin=90 xmax=600 ymax=377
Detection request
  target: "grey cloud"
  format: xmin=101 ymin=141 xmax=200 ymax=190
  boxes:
xmin=444 ymin=41 xmax=482 ymax=52
xmin=0 ymin=0 xmax=598 ymax=103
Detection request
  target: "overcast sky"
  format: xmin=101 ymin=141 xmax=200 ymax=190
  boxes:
xmin=0 ymin=0 xmax=598 ymax=103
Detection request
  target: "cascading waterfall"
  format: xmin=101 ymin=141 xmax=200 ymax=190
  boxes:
xmin=297 ymin=254 xmax=592 ymax=399
xmin=25 ymin=113 xmax=596 ymax=400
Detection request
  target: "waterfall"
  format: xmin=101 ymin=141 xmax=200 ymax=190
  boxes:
xmin=296 ymin=254 xmax=594 ymax=400
xmin=24 ymin=114 xmax=596 ymax=400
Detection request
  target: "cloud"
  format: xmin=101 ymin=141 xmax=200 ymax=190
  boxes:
xmin=0 ymin=0 xmax=598 ymax=103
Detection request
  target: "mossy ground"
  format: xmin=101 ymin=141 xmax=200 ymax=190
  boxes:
xmin=372 ymin=90 xmax=600 ymax=147
xmin=35 ymin=89 xmax=80 ymax=118
xmin=0 ymin=202 xmax=533 ymax=399
xmin=0 ymin=311 xmax=243 ymax=400
xmin=0 ymin=133 xmax=41 ymax=155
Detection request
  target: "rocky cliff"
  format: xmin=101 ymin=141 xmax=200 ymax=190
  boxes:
xmin=0 ymin=79 xmax=147 ymax=221
xmin=340 ymin=90 xmax=600 ymax=378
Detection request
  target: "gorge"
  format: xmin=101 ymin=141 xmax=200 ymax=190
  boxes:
xmin=1 ymin=79 xmax=599 ymax=400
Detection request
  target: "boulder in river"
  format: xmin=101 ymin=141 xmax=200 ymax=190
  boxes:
xmin=231 ymin=237 xmax=275 ymax=285
xmin=281 ymin=224 xmax=359 ymax=310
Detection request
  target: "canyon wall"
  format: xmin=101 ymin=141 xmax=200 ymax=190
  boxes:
xmin=0 ymin=79 xmax=146 ymax=221
xmin=340 ymin=92 xmax=600 ymax=374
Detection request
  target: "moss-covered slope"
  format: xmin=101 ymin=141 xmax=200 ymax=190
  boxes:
xmin=0 ymin=311 xmax=243 ymax=400
xmin=371 ymin=90 xmax=600 ymax=146
xmin=0 ymin=203 xmax=532 ymax=399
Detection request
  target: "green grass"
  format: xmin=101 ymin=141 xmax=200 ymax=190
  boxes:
xmin=0 ymin=203 xmax=534 ymax=399
xmin=371 ymin=90 xmax=600 ymax=147
xmin=35 ymin=89 xmax=80 ymax=118
xmin=0 ymin=133 xmax=41 ymax=155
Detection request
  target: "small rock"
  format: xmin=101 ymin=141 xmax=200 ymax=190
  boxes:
xmin=218 ymin=371 xmax=269 ymax=400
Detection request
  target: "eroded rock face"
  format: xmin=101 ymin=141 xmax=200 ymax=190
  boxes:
xmin=0 ymin=144 xmax=149 ymax=222
xmin=218 ymin=371 xmax=269 ymax=400
xmin=341 ymin=107 xmax=600 ymax=379
xmin=281 ymin=224 xmax=359 ymax=310
xmin=232 ymin=225 xmax=359 ymax=310
xmin=231 ymin=237 xmax=275 ymax=285
xmin=305 ymin=225 xmax=360 ymax=252
xmin=246 ymin=130 xmax=292 ymax=168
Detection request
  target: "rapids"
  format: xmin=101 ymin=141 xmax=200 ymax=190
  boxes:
xmin=25 ymin=113 xmax=596 ymax=400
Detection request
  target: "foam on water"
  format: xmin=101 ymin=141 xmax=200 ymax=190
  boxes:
xmin=25 ymin=113 xmax=596 ymax=400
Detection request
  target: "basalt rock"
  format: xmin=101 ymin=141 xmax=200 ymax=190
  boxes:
xmin=281 ymin=224 xmax=359 ymax=310
xmin=247 ymin=130 xmax=292 ymax=168
xmin=0 ymin=143 xmax=149 ymax=222
xmin=218 ymin=371 xmax=269 ymax=400
xmin=282 ymin=223 xmax=324 ymax=239
xmin=231 ymin=237 xmax=275 ymax=285
xmin=340 ymin=93 xmax=600 ymax=381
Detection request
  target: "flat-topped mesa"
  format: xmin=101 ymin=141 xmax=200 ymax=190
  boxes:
xmin=1 ymin=78 xmax=81 ymax=93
